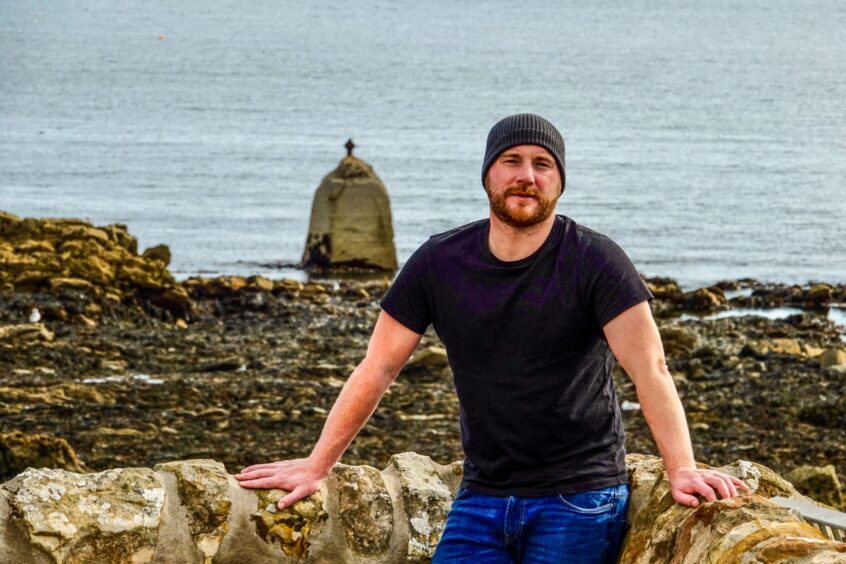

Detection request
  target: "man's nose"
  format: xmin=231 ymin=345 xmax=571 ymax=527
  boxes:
xmin=514 ymin=162 xmax=535 ymax=185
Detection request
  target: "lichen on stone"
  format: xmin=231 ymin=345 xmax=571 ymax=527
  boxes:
xmin=3 ymin=467 xmax=164 ymax=562
xmin=252 ymin=488 xmax=327 ymax=559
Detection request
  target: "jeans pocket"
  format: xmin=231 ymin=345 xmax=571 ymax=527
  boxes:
xmin=557 ymin=486 xmax=618 ymax=514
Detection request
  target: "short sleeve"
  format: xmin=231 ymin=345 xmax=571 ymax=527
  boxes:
xmin=379 ymin=241 xmax=433 ymax=335
xmin=579 ymin=234 xmax=653 ymax=328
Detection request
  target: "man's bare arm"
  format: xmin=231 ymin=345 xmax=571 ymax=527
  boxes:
xmin=603 ymin=301 xmax=748 ymax=507
xmin=235 ymin=310 xmax=422 ymax=508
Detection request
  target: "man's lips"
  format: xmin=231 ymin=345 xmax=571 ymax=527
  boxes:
xmin=505 ymin=186 xmax=539 ymax=198
xmin=508 ymin=192 xmax=538 ymax=200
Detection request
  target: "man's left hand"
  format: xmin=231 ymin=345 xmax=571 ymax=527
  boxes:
xmin=667 ymin=467 xmax=750 ymax=507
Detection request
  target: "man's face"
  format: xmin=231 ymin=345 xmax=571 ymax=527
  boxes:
xmin=484 ymin=145 xmax=562 ymax=229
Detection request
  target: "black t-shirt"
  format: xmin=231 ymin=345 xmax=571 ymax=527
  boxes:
xmin=380 ymin=215 xmax=653 ymax=496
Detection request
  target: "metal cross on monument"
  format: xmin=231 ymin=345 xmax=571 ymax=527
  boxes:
xmin=345 ymin=139 xmax=355 ymax=157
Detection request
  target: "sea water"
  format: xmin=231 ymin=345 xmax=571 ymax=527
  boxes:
xmin=2 ymin=0 xmax=844 ymax=289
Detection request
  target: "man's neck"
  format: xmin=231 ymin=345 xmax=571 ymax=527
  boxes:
xmin=487 ymin=214 xmax=556 ymax=262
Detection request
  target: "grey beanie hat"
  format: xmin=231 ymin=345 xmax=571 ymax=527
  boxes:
xmin=481 ymin=113 xmax=566 ymax=190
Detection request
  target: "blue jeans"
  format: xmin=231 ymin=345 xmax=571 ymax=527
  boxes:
xmin=432 ymin=484 xmax=629 ymax=563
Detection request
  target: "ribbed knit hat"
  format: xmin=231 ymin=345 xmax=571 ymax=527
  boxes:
xmin=481 ymin=113 xmax=566 ymax=190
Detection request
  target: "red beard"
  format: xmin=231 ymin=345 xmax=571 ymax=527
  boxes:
xmin=485 ymin=183 xmax=559 ymax=229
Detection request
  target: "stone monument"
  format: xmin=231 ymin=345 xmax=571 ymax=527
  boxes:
xmin=301 ymin=140 xmax=398 ymax=271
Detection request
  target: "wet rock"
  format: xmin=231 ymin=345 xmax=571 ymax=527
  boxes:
xmin=150 ymin=286 xmax=193 ymax=319
xmin=807 ymin=284 xmax=833 ymax=307
xmin=659 ymin=324 xmax=699 ymax=358
xmin=766 ymin=337 xmax=804 ymax=356
xmin=142 ymin=244 xmax=172 ymax=267
xmin=0 ymin=212 xmax=188 ymax=318
xmin=0 ymin=384 xmax=113 ymax=411
xmin=73 ymin=313 xmax=98 ymax=328
xmin=301 ymin=156 xmax=398 ymax=271
xmin=819 ymin=348 xmax=846 ymax=368
xmin=246 ymin=275 xmax=274 ymax=292
xmin=0 ymin=432 xmax=84 ymax=481
xmin=49 ymin=277 xmax=96 ymax=292
xmin=300 ymin=282 xmax=328 ymax=297
xmin=799 ymin=402 xmax=846 ymax=429
xmin=274 ymin=279 xmax=304 ymax=294
xmin=644 ymin=277 xmax=683 ymax=302
xmin=191 ymin=357 xmax=245 ymax=373
xmin=62 ymin=225 xmax=110 ymax=246
xmin=186 ymin=276 xmax=248 ymax=299
xmin=785 ymin=465 xmax=845 ymax=510
xmin=0 ymin=210 xmax=22 ymax=234
xmin=407 ymin=346 xmax=449 ymax=369
xmin=0 ymin=323 xmax=54 ymax=343
xmin=677 ymin=286 xmax=728 ymax=313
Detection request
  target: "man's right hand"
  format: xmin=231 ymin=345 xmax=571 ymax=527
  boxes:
xmin=235 ymin=458 xmax=327 ymax=509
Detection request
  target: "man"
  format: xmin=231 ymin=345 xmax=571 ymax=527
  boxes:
xmin=236 ymin=114 xmax=747 ymax=562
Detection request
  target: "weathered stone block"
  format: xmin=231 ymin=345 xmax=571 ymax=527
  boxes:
xmin=3 ymin=467 xmax=165 ymax=563
xmin=2 ymin=453 xmax=844 ymax=562
xmin=155 ymin=459 xmax=232 ymax=562
xmin=387 ymin=452 xmax=460 ymax=560
xmin=621 ymin=455 xmax=846 ymax=563
xmin=331 ymin=464 xmax=394 ymax=556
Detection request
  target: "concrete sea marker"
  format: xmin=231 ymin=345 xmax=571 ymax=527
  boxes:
xmin=301 ymin=140 xmax=398 ymax=271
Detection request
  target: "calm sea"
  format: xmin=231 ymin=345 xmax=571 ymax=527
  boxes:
xmin=2 ymin=1 xmax=844 ymax=289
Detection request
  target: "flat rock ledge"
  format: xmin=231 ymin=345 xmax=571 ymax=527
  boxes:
xmin=1 ymin=454 xmax=844 ymax=563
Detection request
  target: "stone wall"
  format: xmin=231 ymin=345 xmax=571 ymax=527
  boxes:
xmin=2 ymin=453 xmax=845 ymax=563
xmin=622 ymin=454 xmax=846 ymax=562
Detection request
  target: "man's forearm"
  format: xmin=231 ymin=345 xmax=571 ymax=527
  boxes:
xmin=236 ymin=311 xmax=422 ymax=508
xmin=632 ymin=362 xmax=696 ymax=475
xmin=604 ymin=303 xmax=749 ymax=506
xmin=306 ymin=357 xmax=397 ymax=476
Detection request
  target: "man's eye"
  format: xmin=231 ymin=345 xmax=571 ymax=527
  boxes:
xmin=536 ymin=161 xmax=553 ymax=169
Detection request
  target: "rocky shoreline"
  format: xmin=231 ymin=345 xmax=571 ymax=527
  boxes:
xmin=2 ymin=211 xmax=845 ymax=509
